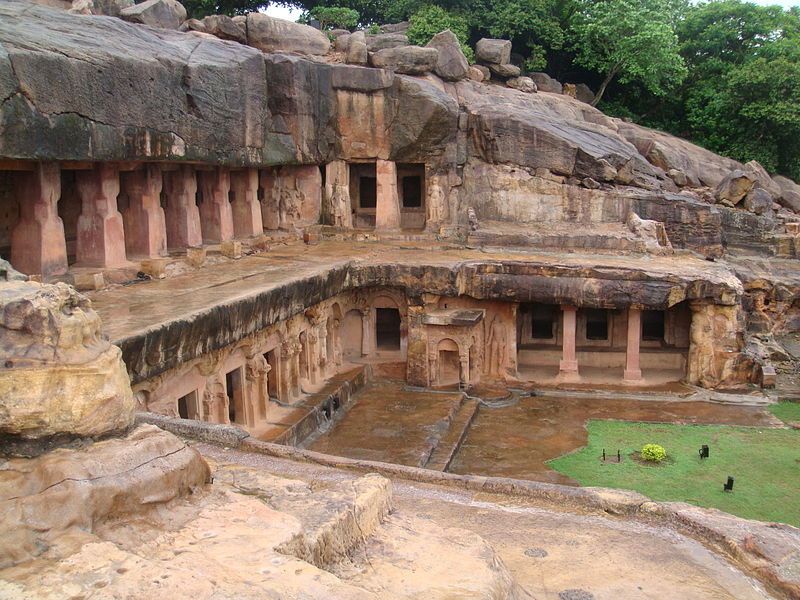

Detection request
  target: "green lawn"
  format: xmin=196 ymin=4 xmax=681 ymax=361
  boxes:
xmin=548 ymin=420 xmax=800 ymax=526
xmin=769 ymin=401 xmax=800 ymax=425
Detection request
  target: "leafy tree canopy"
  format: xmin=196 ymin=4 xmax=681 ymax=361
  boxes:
xmin=406 ymin=5 xmax=474 ymax=62
xmin=570 ymin=0 xmax=687 ymax=105
xmin=309 ymin=5 xmax=360 ymax=28
xmin=182 ymin=0 xmax=268 ymax=19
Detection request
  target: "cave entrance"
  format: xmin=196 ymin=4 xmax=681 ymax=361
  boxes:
xmin=642 ymin=310 xmax=666 ymax=342
xmin=397 ymin=163 xmax=426 ymax=230
xmin=349 ymin=163 xmax=377 ymax=229
xmin=225 ymin=366 xmax=245 ymax=425
xmin=375 ymin=307 xmax=401 ymax=350
xmin=177 ymin=390 xmax=200 ymax=420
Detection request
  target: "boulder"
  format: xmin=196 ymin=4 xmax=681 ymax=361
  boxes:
xmin=773 ymin=174 xmax=800 ymax=213
xmin=744 ymin=187 xmax=773 ymax=215
xmin=231 ymin=14 xmax=246 ymax=35
xmin=627 ymin=212 xmax=673 ymax=253
xmin=426 ymin=30 xmax=468 ymax=81
xmin=0 ymin=282 xmax=135 ymax=450
xmin=715 ymin=169 xmax=755 ymax=205
xmin=246 ymin=13 xmax=331 ymax=55
xmin=475 ymin=38 xmax=511 ymax=65
xmin=92 ymin=0 xmax=133 ymax=17
xmin=667 ymin=168 xmax=688 ymax=187
xmin=366 ymin=32 xmax=409 ymax=52
xmin=370 ymin=46 xmax=439 ymax=75
xmin=202 ymin=14 xmax=246 ymax=43
xmin=380 ymin=21 xmax=409 ymax=34
xmin=334 ymin=32 xmax=351 ymax=51
xmin=467 ymin=65 xmax=485 ymax=82
xmin=575 ymin=82 xmax=595 ymax=104
xmin=528 ymin=72 xmax=562 ymax=94
xmin=473 ymin=64 xmax=491 ymax=80
xmin=346 ymin=30 xmax=368 ymax=65
xmin=329 ymin=28 xmax=350 ymax=39
xmin=488 ymin=62 xmax=520 ymax=78
xmin=1 ymin=258 xmax=26 ymax=282
xmin=119 ymin=0 xmax=186 ymax=30
xmin=179 ymin=17 xmax=205 ymax=33
xmin=68 ymin=0 xmax=92 ymax=14
xmin=743 ymin=160 xmax=781 ymax=199
xmin=506 ymin=76 xmax=536 ymax=93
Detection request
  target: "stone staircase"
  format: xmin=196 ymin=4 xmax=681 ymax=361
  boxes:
xmin=424 ymin=396 xmax=480 ymax=471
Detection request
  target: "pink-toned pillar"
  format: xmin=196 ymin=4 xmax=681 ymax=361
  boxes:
xmin=559 ymin=305 xmax=579 ymax=378
xmin=259 ymin=169 xmax=280 ymax=230
xmin=121 ymin=165 xmax=167 ymax=259
xmin=10 ymin=162 xmax=68 ymax=277
xmin=624 ymin=307 xmax=643 ymax=382
xmin=230 ymin=168 xmax=263 ymax=238
xmin=163 ymin=166 xmax=202 ymax=250
xmin=75 ymin=164 xmax=127 ymax=268
xmin=197 ymin=168 xmax=234 ymax=243
xmin=375 ymin=159 xmax=401 ymax=231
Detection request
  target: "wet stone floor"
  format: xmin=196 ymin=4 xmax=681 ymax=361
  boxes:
xmin=306 ymin=380 xmax=777 ymax=485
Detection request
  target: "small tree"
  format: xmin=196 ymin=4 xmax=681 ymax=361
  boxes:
xmin=407 ymin=5 xmax=474 ymax=62
xmin=310 ymin=6 xmax=360 ymax=29
xmin=570 ymin=0 xmax=687 ymax=106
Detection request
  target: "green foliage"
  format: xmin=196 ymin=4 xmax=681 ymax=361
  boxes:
xmin=570 ymin=0 xmax=687 ymax=105
xmin=310 ymin=5 xmax=360 ymax=29
xmin=367 ymin=23 xmax=381 ymax=33
xmin=182 ymin=0 xmax=268 ymax=19
xmin=407 ymin=5 xmax=474 ymax=62
xmin=640 ymin=443 xmax=667 ymax=462
xmin=549 ymin=420 xmax=800 ymax=526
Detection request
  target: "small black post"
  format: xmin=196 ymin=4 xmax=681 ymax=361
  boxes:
xmin=602 ymin=449 xmax=606 ymax=461
xmin=617 ymin=450 xmax=621 ymax=462
xmin=724 ymin=476 xmax=734 ymax=492
xmin=699 ymin=445 xmax=709 ymax=459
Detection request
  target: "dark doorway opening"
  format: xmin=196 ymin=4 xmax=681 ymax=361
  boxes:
xmin=642 ymin=310 xmax=666 ymax=341
xmin=585 ymin=309 xmax=609 ymax=341
xmin=531 ymin=304 xmax=557 ymax=340
xmin=177 ymin=390 xmax=200 ymax=420
xmin=359 ymin=176 xmax=377 ymax=208
xmin=226 ymin=367 xmax=245 ymax=425
xmin=401 ymin=176 xmax=422 ymax=208
xmin=265 ymin=350 xmax=279 ymax=399
xmin=375 ymin=307 xmax=401 ymax=350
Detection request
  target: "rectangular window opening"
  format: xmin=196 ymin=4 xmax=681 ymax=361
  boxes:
xmin=642 ymin=310 xmax=666 ymax=341
xmin=177 ymin=390 xmax=199 ymax=420
xmin=585 ymin=309 xmax=609 ymax=341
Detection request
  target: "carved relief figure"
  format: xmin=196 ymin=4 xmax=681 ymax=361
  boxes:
xmin=202 ymin=373 xmax=228 ymax=424
xmin=246 ymin=353 xmax=271 ymax=422
xmin=486 ymin=316 xmax=508 ymax=376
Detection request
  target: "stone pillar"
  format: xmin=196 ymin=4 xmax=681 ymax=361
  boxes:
xmin=197 ymin=168 xmax=234 ymax=243
xmin=121 ymin=165 xmax=167 ymax=259
xmin=324 ymin=160 xmax=352 ymax=228
xmin=361 ymin=308 xmax=372 ymax=356
xmin=279 ymin=341 xmax=293 ymax=402
xmin=291 ymin=342 xmax=302 ymax=396
xmin=164 ymin=166 xmax=202 ymax=250
xmin=230 ymin=169 xmax=263 ymax=238
xmin=10 ymin=162 xmax=68 ymax=277
xmin=460 ymin=350 xmax=470 ymax=387
xmin=559 ymin=305 xmax=579 ymax=379
xmin=307 ymin=330 xmax=319 ymax=384
xmin=259 ymin=169 xmax=280 ymax=230
xmin=375 ymin=159 xmax=401 ymax=231
xmin=75 ymin=164 xmax=127 ymax=268
xmin=623 ymin=307 xmax=643 ymax=382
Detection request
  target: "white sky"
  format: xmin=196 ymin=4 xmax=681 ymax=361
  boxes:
xmin=264 ymin=0 xmax=797 ymax=23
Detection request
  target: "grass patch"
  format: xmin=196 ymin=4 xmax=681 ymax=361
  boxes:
xmin=769 ymin=401 xmax=800 ymax=425
xmin=548 ymin=420 xmax=800 ymax=526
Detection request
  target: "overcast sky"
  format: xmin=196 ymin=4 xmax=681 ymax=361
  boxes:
xmin=265 ymin=0 xmax=797 ymax=22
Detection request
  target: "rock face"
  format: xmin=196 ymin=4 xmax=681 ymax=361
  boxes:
xmin=345 ymin=30 xmax=368 ymax=65
xmin=246 ymin=13 xmax=331 ymax=55
xmin=0 ymin=424 xmax=210 ymax=568
xmin=774 ymin=174 xmax=800 ymax=213
xmin=119 ymin=0 xmax=186 ymax=29
xmin=489 ymin=62 xmax=521 ymax=78
xmin=476 ymin=38 xmax=511 ymax=65
xmin=92 ymin=0 xmax=134 ymax=17
xmin=365 ymin=32 xmax=408 ymax=52
xmin=370 ymin=46 xmax=439 ymax=75
xmin=426 ymin=30 xmax=468 ymax=81
xmin=0 ymin=282 xmax=135 ymax=450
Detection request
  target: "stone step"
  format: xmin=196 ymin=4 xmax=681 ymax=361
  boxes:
xmin=212 ymin=465 xmax=391 ymax=569
xmin=424 ymin=397 xmax=480 ymax=471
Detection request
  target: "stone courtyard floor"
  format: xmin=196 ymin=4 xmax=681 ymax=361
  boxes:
xmin=197 ymin=444 xmax=774 ymax=600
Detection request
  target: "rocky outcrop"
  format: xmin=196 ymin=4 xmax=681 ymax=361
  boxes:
xmin=0 ymin=424 xmax=210 ymax=567
xmin=246 ymin=13 xmax=331 ymax=56
xmin=507 ymin=76 xmax=536 ymax=93
xmin=529 ymin=72 xmax=562 ymax=94
xmin=426 ymin=30 xmax=468 ymax=81
xmin=369 ymin=46 xmax=439 ymax=75
xmin=0 ymin=282 xmax=135 ymax=451
xmin=201 ymin=14 xmax=246 ymax=43
xmin=119 ymin=0 xmax=186 ymax=29
xmin=365 ymin=32 xmax=408 ymax=52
